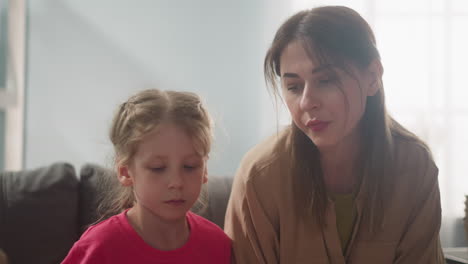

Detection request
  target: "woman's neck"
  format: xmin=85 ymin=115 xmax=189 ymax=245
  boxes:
xmin=319 ymin=128 xmax=362 ymax=194
xmin=126 ymin=206 xmax=190 ymax=251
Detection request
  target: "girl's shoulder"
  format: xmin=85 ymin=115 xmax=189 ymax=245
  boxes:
xmin=188 ymin=212 xmax=230 ymax=242
xmin=61 ymin=213 xmax=127 ymax=263
xmin=76 ymin=212 xmax=126 ymax=246
xmin=187 ymin=212 xmax=231 ymax=262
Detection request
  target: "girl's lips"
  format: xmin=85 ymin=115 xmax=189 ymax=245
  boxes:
xmin=164 ymin=200 xmax=186 ymax=206
xmin=305 ymin=120 xmax=330 ymax=132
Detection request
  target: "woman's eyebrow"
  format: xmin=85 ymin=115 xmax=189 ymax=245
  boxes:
xmin=282 ymin=64 xmax=335 ymax=78
xmin=282 ymin=73 xmax=300 ymax=78
xmin=312 ymin=64 xmax=335 ymax=74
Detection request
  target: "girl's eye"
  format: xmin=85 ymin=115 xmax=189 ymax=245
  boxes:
xmin=150 ymin=167 xmax=165 ymax=172
xmin=184 ymin=165 xmax=199 ymax=171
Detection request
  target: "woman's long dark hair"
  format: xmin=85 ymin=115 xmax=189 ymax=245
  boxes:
xmin=264 ymin=6 xmax=428 ymax=232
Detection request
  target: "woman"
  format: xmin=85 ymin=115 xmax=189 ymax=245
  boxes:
xmin=224 ymin=6 xmax=444 ymax=264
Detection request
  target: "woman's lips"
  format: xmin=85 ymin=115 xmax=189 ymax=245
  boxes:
xmin=306 ymin=120 xmax=330 ymax=132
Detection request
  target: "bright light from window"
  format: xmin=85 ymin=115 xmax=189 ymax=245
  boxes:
xmin=290 ymin=0 xmax=468 ymax=247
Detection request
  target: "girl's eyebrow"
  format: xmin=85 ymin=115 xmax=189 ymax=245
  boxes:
xmin=147 ymin=155 xmax=167 ymax=161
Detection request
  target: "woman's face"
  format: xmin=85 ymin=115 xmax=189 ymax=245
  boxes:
xmin=279 ymin=40 xmax=379 ymax=150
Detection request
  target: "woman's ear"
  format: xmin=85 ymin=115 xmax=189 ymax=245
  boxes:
xmin=366 ymin=59 xmax=384 ymax=96
xmin=118 ymin=165 xmax=134 ymax=186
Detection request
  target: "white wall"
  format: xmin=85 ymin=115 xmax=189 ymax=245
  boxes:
xmin=26 ymin=0 xmax=289 ymax=176
xmin=26 ymin=0 xmax=463 ymax=248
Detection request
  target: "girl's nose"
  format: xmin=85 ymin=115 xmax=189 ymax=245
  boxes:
xmin=168 ymin=171 xmax=183 ymax=189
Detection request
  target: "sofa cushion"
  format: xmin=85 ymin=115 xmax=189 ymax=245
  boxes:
xmin=0 ymin=162 xmax=79 ymax=264
xmin=78 ymin=163 xmax=110 ymax=233
xmin=202 ymin=175 xmax=233 ymax=229
xmin=0 ymin=248 xmax=8 ymax=264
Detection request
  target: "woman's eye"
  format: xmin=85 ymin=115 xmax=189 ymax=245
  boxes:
xmin=318 ymin=75 xmax=337 ymax=86
xmin=319 ymin=77 xmax=336 ymax=85
xmin=286 ymin=84 xmax=302 ymax=92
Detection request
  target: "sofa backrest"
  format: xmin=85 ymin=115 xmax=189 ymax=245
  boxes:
xmin=0 ymin=162 xmax=234 ymax=264
xmin=0 ymin=163 xmax=80 ymax=264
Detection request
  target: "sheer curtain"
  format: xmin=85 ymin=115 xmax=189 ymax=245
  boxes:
xmin=286 ymin=0 xmax=468 ymax=248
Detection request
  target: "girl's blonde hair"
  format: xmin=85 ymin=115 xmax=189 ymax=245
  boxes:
xmin=97 ymin=89 xmax=213 ymax=222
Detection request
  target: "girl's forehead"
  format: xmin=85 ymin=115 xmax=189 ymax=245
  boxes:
xmin=133 ymin=123 xmax=207 ymax=159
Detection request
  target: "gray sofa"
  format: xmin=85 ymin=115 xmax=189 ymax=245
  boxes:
xmin=0 ymin=162 xmax=233 ymax=264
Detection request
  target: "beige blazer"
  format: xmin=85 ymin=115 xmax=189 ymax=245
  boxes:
xmin=225 ymin=128 xmax=444 ymax=264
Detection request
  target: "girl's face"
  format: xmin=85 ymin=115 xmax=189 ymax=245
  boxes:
xmin=119 ymin=122 xmax=207 ymax=223
xmin=279 ymin=41 xmax=379 ymax=151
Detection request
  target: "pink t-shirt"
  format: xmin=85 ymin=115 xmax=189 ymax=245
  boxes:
xmin=61 ymin=211 xmax=231 ymax=264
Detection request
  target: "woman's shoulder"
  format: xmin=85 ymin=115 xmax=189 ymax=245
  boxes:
xmin=391 ymin=134 xmax=438 ymax=184
xmin=238 ymin=127 xmax=292 ymax=181
xmin=393 ymin=135 xmax=435 ymax=168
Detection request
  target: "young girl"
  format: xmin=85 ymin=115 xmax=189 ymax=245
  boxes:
xmin=62 ymin=89 xmax=231 ymax=263
xmin=225 ymin=6 xmax=444 ymax=264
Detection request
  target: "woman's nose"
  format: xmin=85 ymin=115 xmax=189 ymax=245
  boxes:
xmin=299 ymin=85 xmax=321 ymax=111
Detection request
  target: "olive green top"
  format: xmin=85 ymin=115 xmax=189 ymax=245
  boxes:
xmin=330 ymin=192 xmax=357 ymax=252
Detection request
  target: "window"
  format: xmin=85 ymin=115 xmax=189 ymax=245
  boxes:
xmin=0 ymin=0 xmax=26 ymax=171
